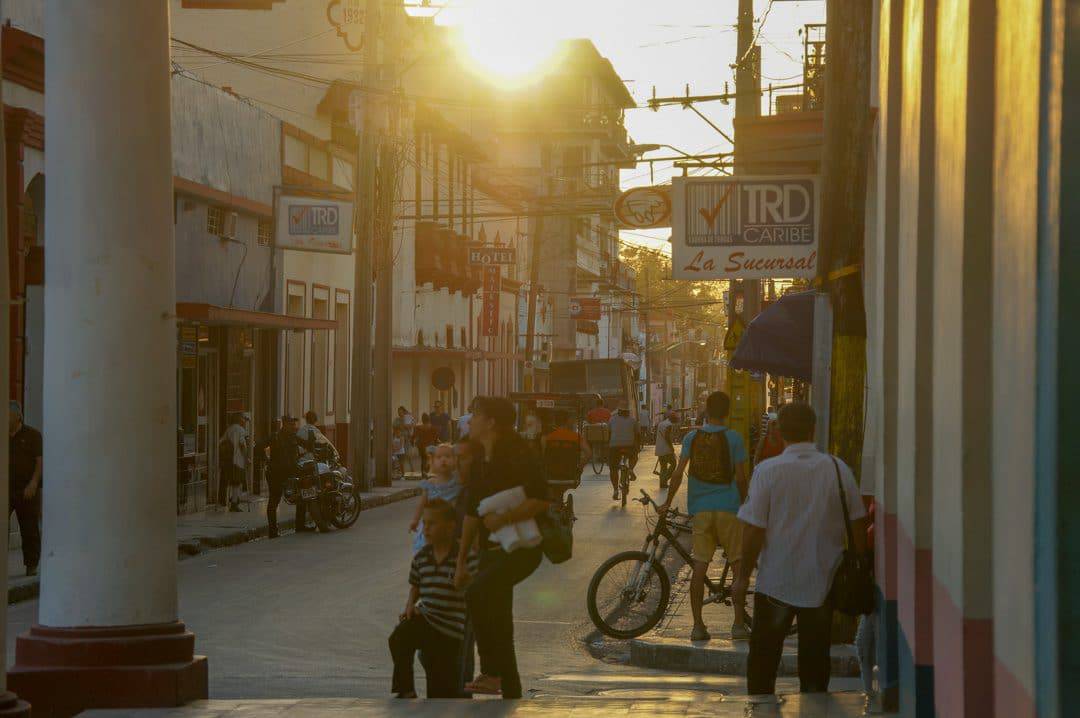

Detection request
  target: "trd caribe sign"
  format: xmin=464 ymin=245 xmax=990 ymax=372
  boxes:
xmin=671 ymin=176 xmax=820 ymax=280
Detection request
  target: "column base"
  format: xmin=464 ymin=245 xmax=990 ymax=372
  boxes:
xmin=8 ymin=621 xmax=208 ymax=718
xmin=0 ymin=692 xmax=31 ymax=718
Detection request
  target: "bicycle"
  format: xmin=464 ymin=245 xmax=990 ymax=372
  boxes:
xmin=586 ymin=489 xmax=739 ymax=639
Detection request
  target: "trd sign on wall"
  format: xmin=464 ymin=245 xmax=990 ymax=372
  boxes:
xmin=275 ymin=195 xmax=354 ymax=254
xmin=671 ymin=176 xmax=820 ymax=280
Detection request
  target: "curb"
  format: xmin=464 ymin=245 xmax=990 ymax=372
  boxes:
xmin=629 ymin=636 xmax=860 ymax=677
xmin=8 ymin=486 xmax=420 ymax=605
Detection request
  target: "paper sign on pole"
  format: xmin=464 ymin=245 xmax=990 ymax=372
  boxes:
xmin=671 ymin=176 xmax=820 ymax=280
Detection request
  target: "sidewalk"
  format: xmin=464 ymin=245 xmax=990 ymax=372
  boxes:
xmin=6 ymin=479 xmax=421 ymax=604
xmin=629 ymin=561 xmax=860 ymax=678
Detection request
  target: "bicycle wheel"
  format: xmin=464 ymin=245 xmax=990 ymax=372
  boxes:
xmin=590 ymin=442 xmax=605 ymax=475
xmin=587 ymin=551 xmax=671 ymax=639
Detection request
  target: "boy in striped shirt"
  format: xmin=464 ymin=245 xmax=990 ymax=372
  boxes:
xmin=390 ymin=498 xmax=474 ymax=698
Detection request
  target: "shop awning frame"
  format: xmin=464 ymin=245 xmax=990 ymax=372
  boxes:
xmin=176 ymin=303 xmax=336 ymax=331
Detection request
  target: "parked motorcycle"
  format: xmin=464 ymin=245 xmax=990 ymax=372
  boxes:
xmin=282 ymin=443 xmax=361 ymax=532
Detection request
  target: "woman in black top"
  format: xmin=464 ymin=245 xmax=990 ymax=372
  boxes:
xmin=454 ymin=397 xmax=550 ymax=699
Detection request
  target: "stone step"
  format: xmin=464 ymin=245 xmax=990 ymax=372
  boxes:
xmin=629 ymin=634 xmax=861 ymax=677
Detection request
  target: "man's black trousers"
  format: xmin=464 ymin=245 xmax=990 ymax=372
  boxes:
xmin=657 ymin=453 xmax=676 ymax=488
xmin=9 ymin=489 xmax=40 ymax=569
xmin=465 ymin=546 xmax=542 ymax=699
xmin=389 ymin=613 xmax=463 ymax=698
xmin=746 ymin=591 xmax=834 ymax=695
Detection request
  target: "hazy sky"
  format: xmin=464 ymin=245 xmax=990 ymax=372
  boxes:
xmin=436 ymin=0 xmax=827 ymax=251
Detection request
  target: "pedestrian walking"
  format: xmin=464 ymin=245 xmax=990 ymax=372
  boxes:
xmin=661 ymin=391 xmax=750 ymax=641
xmin=430 ymin=401 xmax=452 ymax=442
xmin=457 ymin=399 xmax=477 ymax=441
xmin=266 ymin=416 xmax=301 ymax=538
xmin=414 ymin=414 xmax=439 ymax=478
xmin=219 ymin=413 xmax=249 ymax=512
xmin=754 ymin=415 xmax=785 ymax=465
xmin=655 ymin=410 xmax=677 ymax=489
xmin=735 ymin=403 xmax=869 ymax=695
xmin=8 ymin=402 xmax=41 ymax=576
xmin=393 ymin=407 xmax=416 ymax=472
xmin=390 ymin=498 xmax=478 ymax=699
xmin=455 ymin=397 xmax=549 ymax=699
xmin=410 ymin=444 xmax=463 ymax=553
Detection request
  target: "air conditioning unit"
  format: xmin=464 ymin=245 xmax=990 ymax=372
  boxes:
xmin=221 ymin=211 xmax=239 ymax=240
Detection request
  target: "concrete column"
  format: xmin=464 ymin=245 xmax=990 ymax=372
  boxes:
xmin=8 ymin=2 xmax=207 ymax=713
xmin=932 ymin=2 xmax=998 ymax=718
xmin=873 ymin=0 xmax=905 ymax=710
xmin=895 ymin=0 xmax=937 ymax=712
xmin=990 ymin=0 xmax=1040 ymax=714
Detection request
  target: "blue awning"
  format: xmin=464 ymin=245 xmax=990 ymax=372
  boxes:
xmin=729 ymin=291 xmax=815 ymax=381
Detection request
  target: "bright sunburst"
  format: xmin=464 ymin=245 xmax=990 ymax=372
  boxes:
xmin=447 ymin=0 xmax=564 ymax=87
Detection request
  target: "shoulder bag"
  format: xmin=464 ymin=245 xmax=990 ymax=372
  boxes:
xmin=829 ymin=457 xmax=875 ymax=616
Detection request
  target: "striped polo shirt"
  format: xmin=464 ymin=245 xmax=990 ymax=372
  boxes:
xmin=409 ymin=541 xmax=477 ymax=640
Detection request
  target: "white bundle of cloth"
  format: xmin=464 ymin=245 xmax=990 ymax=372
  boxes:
xmin=476 ymin=486 xmax=542 ymax=552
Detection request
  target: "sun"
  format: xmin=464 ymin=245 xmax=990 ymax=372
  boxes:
xmin=447 ymin=0 xmax=564 ymax=87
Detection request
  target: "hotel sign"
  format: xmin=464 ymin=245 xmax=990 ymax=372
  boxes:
xmin=671 ymin=176 xmax=820 ymax=280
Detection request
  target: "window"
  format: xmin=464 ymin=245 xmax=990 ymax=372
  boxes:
xmin=257 ymin=219 xmax=272 ymax=247
xmin=334 ymin=292 xmax=350 ymax=418
xmin=311 ymin=288 xmax=330 ymax=420
xmin=446 ymin=324 xmax=454 ymax=348
xmin=285 ymin=282 xmax=306 ymax=420
xmin=207 ymin=206 xmax=226 ymax=236
xmin=308 ymin=147 xmax=330 ymax=181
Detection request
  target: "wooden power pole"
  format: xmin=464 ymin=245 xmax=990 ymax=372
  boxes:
xmin=372 ymin=3 xmax=400 ymax=488
xmin=523 ymin=144 xmax=550 ymax=391
xmin=349 ymin=0 xmax=383 ymax=491
xmin=818 ymin=0 xmax=873 ymax=473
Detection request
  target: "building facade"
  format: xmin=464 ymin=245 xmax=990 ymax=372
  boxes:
xmin=864 ymin=1 xmax=1077 ymax=715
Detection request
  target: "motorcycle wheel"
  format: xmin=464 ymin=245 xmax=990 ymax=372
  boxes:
xmin=331 ymin=489 xmax=361 ymax=529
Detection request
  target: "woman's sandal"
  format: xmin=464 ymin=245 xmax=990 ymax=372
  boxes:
xmin=464 ymin=675 xmax=502 ymax=695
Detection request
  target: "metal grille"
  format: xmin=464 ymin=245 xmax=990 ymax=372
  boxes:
xmin=206 ymin=205 xmax=225 ymax=236
xmin=257 ymin=219 xmax=272 ymax=246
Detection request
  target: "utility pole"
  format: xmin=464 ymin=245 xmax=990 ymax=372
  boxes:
xmin=372 ymin=2 xmax=400 ymax=488
xmin=729 ymin=0 xmax=761 ymax=444
xmin=523 ymin=143 xmax=550 ymax=392
xmin=818 ymin=0 xmax=873 ymax=471
xmin=349 ymin=0 xmax=383 ymax=491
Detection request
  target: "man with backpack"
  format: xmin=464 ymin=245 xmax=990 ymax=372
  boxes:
xmin=660 ymin=391 xmax=750 ymax=641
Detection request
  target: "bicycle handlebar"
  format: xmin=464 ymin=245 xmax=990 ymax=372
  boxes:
xmin=636 ymin=489 xmax=686 ymax=518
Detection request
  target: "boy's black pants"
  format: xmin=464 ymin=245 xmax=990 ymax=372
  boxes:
xmin=389 ymin=613 xmax=463 ymax=698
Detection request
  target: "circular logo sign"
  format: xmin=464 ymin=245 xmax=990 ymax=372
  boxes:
xmin=431 ymin=366 xmax=455 ymax=391
xmin=613 ymin=186 xmax=672 ymax=229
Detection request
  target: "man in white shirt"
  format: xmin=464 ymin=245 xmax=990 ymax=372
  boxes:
xmin=735 ymin=403 xmax=868 ymax=695
xmin=220 ymin=413 xmax=249 ymax=512
xmin=457 ymin=399 xmax=477 ymax=439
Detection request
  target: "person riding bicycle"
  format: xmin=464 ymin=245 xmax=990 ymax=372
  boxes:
xmin=607 ymin=402 xmax=640 ymax=502
xmin=541 ymin=411 xmax=591 ymax=500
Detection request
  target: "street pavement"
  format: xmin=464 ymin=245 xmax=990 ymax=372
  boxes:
xmin=6 ymin=450 xmax=864 ymax=708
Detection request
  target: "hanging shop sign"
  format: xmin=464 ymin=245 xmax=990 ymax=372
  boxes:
xmin=468 ymin=245 xmax=517 ymax=266
xmin=671 ymin=176 xmax=820 ymax=280
xmin=569 ymin=296 xmax=602 ymax=321
xmin=613 ymin=186 xmax=672 ymax=229
xmin=482 ymin=266 xmax=501 ymax=337
xmin=275 ymin=195 xmax=354 ymax=254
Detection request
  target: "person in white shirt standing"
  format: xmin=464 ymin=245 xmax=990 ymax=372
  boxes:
xmin=220 ymin=413 xmax=250 ymax=512
xmin=735 ymin=403 xmax=868 ymax=695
